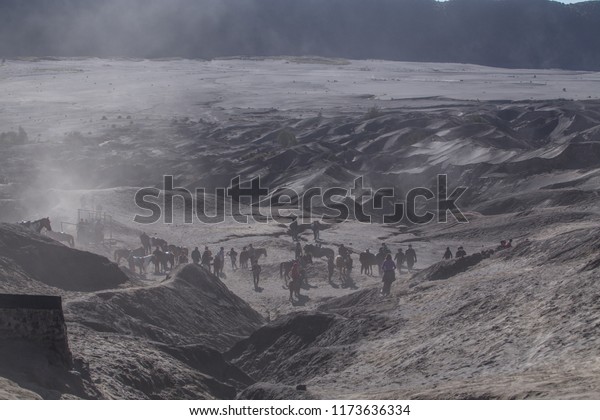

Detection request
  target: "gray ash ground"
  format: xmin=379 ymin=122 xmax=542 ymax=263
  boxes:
xmin=1 ymin=58 xmax=599 ymax=399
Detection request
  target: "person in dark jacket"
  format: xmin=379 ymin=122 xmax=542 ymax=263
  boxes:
xmin=394 ymin=248 xmax=405 ymax=273
xmin=381 ymin=254 xmax=396 ymax=296
xmin=191 ymin=247 xmax=201 ymax=264
xmin=455 ymin=246 xmax=467 ymax=258
xmin=405 ymin=245 xmax=417 ymax=272
xmin=227 ymin=248 xmax=238 ymax=270
xmin=201 ymin=246 xmax=213 ymax=273
xmin=443 ymin=247 xmax=453 ymax=260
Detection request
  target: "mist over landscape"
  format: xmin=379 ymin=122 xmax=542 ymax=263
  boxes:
xmin=1 ymin=0 xmax=600 ymax=70
xmin=1 ymin=0 xmax=600 ymax=404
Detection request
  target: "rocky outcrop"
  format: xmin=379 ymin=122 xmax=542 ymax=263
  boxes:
xmin=410 ymin=253 xmax=486 ymax=283
xmin=0 ymin=223 xmax=127 ymax=292
xmin=66 ymin=263 xmax=265 ymax=351
xmin=0 ymin=294 xmax=71 ymax=367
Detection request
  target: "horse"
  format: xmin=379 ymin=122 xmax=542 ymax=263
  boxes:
xmin=280 ymin=261 xmax=294 ymax=286
xmin=157 ymin=251 xmax=176 ymax=272
xmin=114 ymin=248 xmax=132 ymax=265
xmin=304 ymin=244 xmax=334 ymax=260
xmin=115 ymin=247 xmax=145 ymax=265
xmin=151 ymin=250 xmax=164 ymax=274
xmin=280 ymin=255 xmax=312 ymax=287
xmin=19 ymin=217 xmax=52 ymax=234
xmin=243 ymin=247 xmax=267 ymax=267
xmin=302 ymin=253 xmax=313 ymax=265
xmin=252 ymin=248 xmax=268 ymax=260
xmin=167 ymin=244 xmax=184 ymax=261
xmin=45 ymin=231 xmax=74 ymax=247
xmin=130 ymin=255 xmax=153 ymax=274
xmin=140 ymin=232 xmax=152 ymax=254
xmin=130 ymin=247 xmax=146 ymax=258
xmin=151 ymin=236 xmax=168 ymax=251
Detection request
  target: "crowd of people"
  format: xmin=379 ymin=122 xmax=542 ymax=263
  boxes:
xmin=190 ymin=243 xmax=266 ymax=290
xmin=129 ymin=222 xmax=511 ymax=303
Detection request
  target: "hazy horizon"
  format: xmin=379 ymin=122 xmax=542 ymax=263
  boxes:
xmin=0 ymin=0 xmax=599 ymax=70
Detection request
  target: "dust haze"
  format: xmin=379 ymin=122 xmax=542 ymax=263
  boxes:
xmin=1 ymin=0 xmax=600 ymax=402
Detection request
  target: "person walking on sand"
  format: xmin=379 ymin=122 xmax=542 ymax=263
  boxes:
xmin=312 ymin=220 xmax=321 ymax=241
xmin=394 ymin=248 xmax=405 ymax=274
xmin=251 ymin=260 xmax=261 ymax=290
xmin=201 ymin=246 xmax=213 ymax=273
xmin=290 ymin=259 xmax=301 ymax=290
xmin=443 ymin=247 xmax=453 ymax=260
xmin=227 ymin=248 xmax=238 ymax=270
xmin=191 ymin=247 xmax=201 ymax=265
xmin=381 ymin=254 xmax=396 ymax=296
xmin=327 ymin=256 xmax=335 ymax=283
xmin=248 ymin=244 xmax=255 ymax=262
xmin=152 ymin=247 xmax=162 ymax=274
xmin=405 ymin=244 xmax=417 ymax=273
xmin=216 ymin=247 xmax=225 ymax=274
xmin=289 ymin=217 xmax=299 ymax=242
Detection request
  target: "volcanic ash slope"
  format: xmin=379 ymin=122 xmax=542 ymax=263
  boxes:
xmin=0 ymin=224 xmax=265 ymax=399
xmin=228 ymin=227 xmax=600 ymax=399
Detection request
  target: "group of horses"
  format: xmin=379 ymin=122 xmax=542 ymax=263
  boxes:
xmin=205 ymin=246 xmax=267 ymax=279
xmin=114 ymin=233 xmax=188 ymax=275
xmin=278 ymin=244 xmax=359 ymax=302
xmin=277 ymin=243 xmax=401 ymax=302
xmin=238 ymin=247 xmax=268 ymax=270
xmin=18 ymin=218 xmax=399 ymax=304
xmin=116 ymin=233 xmax=272 ymax=278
